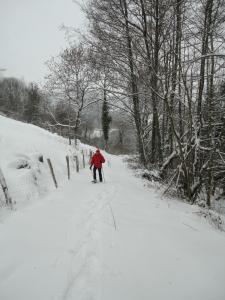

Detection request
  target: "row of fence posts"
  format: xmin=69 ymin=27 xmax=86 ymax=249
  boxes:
xmin=47 ymin=149 xmax=94 ymax=189
xmin=0 ymin=149 xmax=94 ymax=207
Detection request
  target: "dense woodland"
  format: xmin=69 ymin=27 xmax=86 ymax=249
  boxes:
xmin=1 ymin=0 xmax=225 ymax=207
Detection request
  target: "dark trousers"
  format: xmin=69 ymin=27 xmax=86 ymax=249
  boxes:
xmin=93 ymin=167 xmax=102 ymax=182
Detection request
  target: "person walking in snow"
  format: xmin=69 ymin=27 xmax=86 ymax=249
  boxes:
xmin=90 ymin=149 xmax=105 ymax=183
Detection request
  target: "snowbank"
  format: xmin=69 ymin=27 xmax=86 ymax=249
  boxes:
xmin=0 ymin=115 xmax=89 ymax=210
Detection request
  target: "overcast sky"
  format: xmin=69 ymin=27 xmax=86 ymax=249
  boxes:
xmin=0 ymin=0 xmax=85 ymax=84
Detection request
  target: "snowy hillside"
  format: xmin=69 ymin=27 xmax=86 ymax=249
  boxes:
xmin=0 ymin=116 xmax=225 ymax=300
xmin=0 ymin=115 xmax=86 ymax=210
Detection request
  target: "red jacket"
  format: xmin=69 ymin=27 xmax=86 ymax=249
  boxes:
xmin=91 ymin=150 xmax=105 ymax=168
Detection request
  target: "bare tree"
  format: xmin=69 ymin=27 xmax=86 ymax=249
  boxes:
xmin=45 ymin=43 xmax=96 ymax=143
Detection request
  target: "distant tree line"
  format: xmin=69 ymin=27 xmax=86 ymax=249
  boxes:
xmin=0 ymin=77 xmax=49 ymax=125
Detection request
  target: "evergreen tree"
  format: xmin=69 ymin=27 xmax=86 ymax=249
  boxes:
xmin=101 ymin=90 xmax=112 ymax=150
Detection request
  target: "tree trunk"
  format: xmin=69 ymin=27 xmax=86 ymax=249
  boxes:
xmin=139 ymin=0 xmax=162 ymax=164
xmin=122 ymin=0 xmax=146 ymax=165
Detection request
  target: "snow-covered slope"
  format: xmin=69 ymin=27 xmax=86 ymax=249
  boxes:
xmin=0 ymin=116 xmax=225 ymax=300
xmin=0 ymin=115 xmax=84 ymax=210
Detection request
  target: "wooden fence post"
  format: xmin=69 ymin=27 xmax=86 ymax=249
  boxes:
xmin=82 ymin=151 xmax=85 ymax=168
xmin=0 ymin=167 xmax=12 ymax=206
xmin=47 ymin=159 xmax=58 ymax=188
xmin=75 ymin=156 xmax=79 ymax=173
xmin=66 ymin=155 xmax=70 ymax=180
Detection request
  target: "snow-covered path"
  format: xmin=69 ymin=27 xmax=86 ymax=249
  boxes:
xmin=1 ymin=155 xmax=225 ymax=300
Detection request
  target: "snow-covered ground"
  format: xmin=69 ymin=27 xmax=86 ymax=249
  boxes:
xmin=0 ymin=116 xmax=225 ymax=300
